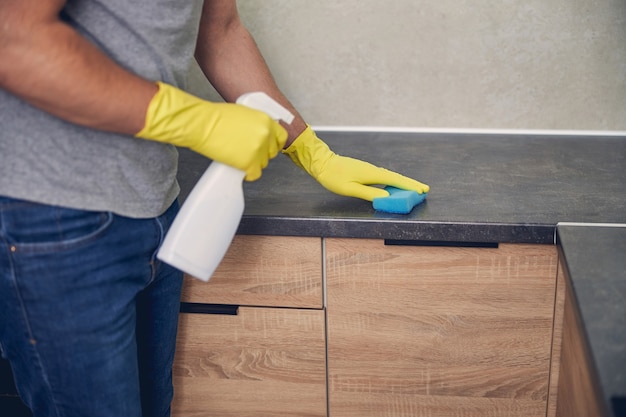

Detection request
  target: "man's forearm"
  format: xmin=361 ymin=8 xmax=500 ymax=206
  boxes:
xmin=0 ymin=0 xmax=156 ymax=135
xmin=194 ymin=1 xmax=307 ymax=146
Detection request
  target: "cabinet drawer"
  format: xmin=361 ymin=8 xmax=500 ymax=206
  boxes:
xmin=172 ymin=307 xmax=327 ymax=417
xmin=181 ymin=235 xmax=323 ymax=308
xmin=326 ymin=238 xmax=558 ymax=417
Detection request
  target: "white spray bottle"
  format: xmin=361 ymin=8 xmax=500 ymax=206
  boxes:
xmin=157 ymin=92 xmax=294 ymax=281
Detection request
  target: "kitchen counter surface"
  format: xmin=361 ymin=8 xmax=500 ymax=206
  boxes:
xmin=557 ymin=225 xmax=626 ymax=417
xmin=178 ymin=131 xmax=626 ymax=243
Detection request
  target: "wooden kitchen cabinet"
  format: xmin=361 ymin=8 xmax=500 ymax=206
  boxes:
xmin=181 ymin=235 xmax=323 ymax=308
xmin=553 ymin=261 xmax=607 ymax=417
xmin=325 ymin=238 xmax=558 ymax=417
xmin=172 ymin=236 xmax=326 ymax=417
xmin=172 ymin=307 xmax=327 ymax=417
xmin=173 ymin=235 xmax=561 ymax=417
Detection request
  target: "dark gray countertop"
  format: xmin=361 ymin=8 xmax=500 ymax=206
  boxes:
xmin=557 ymin=225 xmax=626 ymax=417
xmin=178 ymin=131 xmax=626 ymax=243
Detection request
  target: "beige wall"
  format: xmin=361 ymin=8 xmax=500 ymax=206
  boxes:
xmin=188 ymin=0 xmax=626 ymax=131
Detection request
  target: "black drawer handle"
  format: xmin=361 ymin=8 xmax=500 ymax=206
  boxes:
xmin=384 ymin=239 xmax=499 ymax=248
xmin=179 ymin=302 xmax=239 ymax=315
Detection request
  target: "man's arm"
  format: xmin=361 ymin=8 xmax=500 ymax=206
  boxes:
xmin=194 ymin=0 xmax=430 ymax=199
xmin=0 ymin=0 xmax=156 ymax=134
xmin=194 ymin=0 xmax=307 ymax=147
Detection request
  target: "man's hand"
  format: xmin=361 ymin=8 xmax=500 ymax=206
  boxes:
xmin=136 ymin=82 xmax=288 ymax=181
xmin=283 ymin=126 xmax=429 ymax=201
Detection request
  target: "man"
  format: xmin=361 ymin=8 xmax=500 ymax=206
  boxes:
xmin=0 ymin=1 xmax=429 ymax=416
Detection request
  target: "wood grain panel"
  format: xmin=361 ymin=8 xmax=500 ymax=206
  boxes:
xmin=172 ymin=307 xmax=327 ymax=417
xmin=546 ymin=260 xmax=566 ymax=417
xmin=329 ymin=394 xmax=546 ymax=417
xmin=555 ymin=262 xmax=608 ymax=417
xmin=182 ymin=235 xmax=323 ymax=308
xmin=326 ymin=238 xmax=558 ymax=417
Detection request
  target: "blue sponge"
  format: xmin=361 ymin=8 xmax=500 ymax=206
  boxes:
xmin=372 ymin=186 xmax=427 ymax=214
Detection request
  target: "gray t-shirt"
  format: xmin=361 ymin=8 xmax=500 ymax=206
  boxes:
xmin=0 ymin=0 xmax=204 ymax=218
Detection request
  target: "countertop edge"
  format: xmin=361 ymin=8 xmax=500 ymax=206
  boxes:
xmin=237 ymin=216 xmax=557 ymax=244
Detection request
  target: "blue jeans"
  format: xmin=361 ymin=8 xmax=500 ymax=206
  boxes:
xmin=0 ymin=197 xmax=183 ymax=417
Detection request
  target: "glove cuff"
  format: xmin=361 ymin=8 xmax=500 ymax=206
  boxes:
xmin=282 ymin=125 xmax=334 ymax=179
xmin=136 ymin=82 xmax=215 ymax=148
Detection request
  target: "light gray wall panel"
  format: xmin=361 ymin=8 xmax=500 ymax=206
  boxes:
xmin=188 ymin=0 xmax=626 ymax=131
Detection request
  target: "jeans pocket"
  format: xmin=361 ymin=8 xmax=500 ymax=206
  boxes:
xmin=3 ymin=203 xmax=114 ymax=254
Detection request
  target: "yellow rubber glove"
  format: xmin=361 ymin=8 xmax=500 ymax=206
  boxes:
xmin=283 ymin=126 xmax=429 ymax=201
xmin=136 ymin=82 xmax=288 ymax=181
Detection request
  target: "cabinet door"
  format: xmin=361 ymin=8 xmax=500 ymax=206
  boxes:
xmin=182 ymin=235 xmax=323 ymax=308
xmin=326 ymin=238 xmax=558 ymax=417
xmin=555 ymin=261 xmax=606 ymax=417
xmin=172 ymin=307 xmax=327 ymax=417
